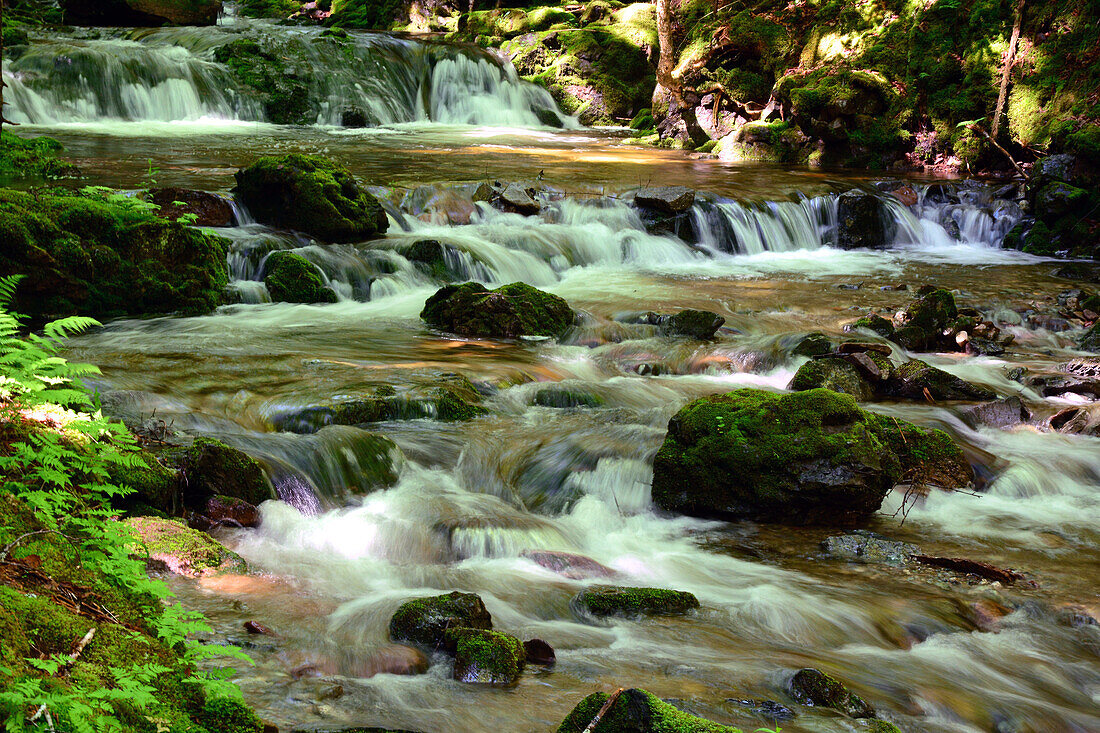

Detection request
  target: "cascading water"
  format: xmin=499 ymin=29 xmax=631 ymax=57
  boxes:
xmin=2 ymin=23 xmax=568 ymax=127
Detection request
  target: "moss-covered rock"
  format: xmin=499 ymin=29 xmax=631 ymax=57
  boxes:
xmin=421 ymin=281 xmax=575 ymax=338
xmin=1080 ymin=322 xmax=1100 ymax=352
xmin=836 ymin=191 xmax=894 ymax=249
xmin=885 ymin=359 xmax=996 ymax=402
xmin=0 ymin=188 xmax=229 ymax=321
xmin=651 ymin=388 xmax=971 ymax=525
xmin=661 ymin=309 xmax=726 ymax=339
xmin=788 ymin=667 xmax=875 ymax=718
xmin=445 ymin=628 xmax=526 ymax=685
xmin=263 ymin=251 xmax=337 ymax=303
xmin=556 ymin=688 xmax=739 ymax=732
xmin=0 ymin=131 xmax=80 ymax=182
xmin=388 ymin=591 xmax=493 ymax=650
xmin=404 ymin=239 xmax=460 ymax=280
xmin=847 ymin=313 xmax=896 ymax=340
xmin=533 ymin=387 xmax=604 ymax=408
xmin=572 ymin=585 xmax=699 ymax=619
xmin=124 ymin=516 xmax=247 ymax=577
xmin=790 ymin=355 xmax=878 ymax=401
xmin=791 ymin=332 xmax=834 ymax=357
xmin=199 ymin=697 xmax=265 ymax=733
xmin=234 ymin=154 xmax=388 ymax=242
xmin=169 ymin=438 xmax=272 ymax=508
xmin=108 ymin=450 xmax=180 ymax=515
xmin=214 ymin=38 xmax=313 ymax=125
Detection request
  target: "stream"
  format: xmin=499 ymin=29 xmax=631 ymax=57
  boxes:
xmin=4 ymin=13 xmax=1099 ymax=733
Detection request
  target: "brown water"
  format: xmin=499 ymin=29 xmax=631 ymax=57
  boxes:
xmin=36 ymin=121 xmax=1099 ymax=733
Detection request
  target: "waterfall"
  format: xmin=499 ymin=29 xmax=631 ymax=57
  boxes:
xmin=2 ymin=24 xmax=568 ymax=127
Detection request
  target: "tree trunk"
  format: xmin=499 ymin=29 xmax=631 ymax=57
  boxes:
xmin=653 ymin=0 xmax=709 ymax=147
xmin=992 ymin=0 xmax=1025 ymax=140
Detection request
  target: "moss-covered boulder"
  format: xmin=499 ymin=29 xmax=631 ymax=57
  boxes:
xmin=124 ymin=516 xmax=247 ymax=577
xmin=885 ymin=360 xmax=996 ymax=402
xmin=894 ymin=287 xmax=958 ymax=348
xmin=789 ymin=356 xmax=878 ymax=401
xmin=108 ymin=451 xmax=180 ymax=515
xmin=791 ymin=332 xmax=834 ymax=357
xmin=421 ymin=281 xmax=575 ymax=339
xmin=445 ymin=628 xmax=526 ymax=685
xmin=556 ymin=688 xmax=739 ymax=733
xmin=661 ymin=309 xmax=726 ymax=339
xmin=60 ymin=0 xmax=222 ymax=26
xmin=533 ymin=387 xmax=604 ymax=409
xmin=788 ymin=667 xmax=875 ymax=718
xmin=263 ymin=251 xmax=337 ymax=303
xmin=0 ymin=188 xmax=229 ymax=321
xmin=168 ymin=438 xmax=272 ymax=508
xmin=846 ymin=313 xmax=896 ymax=340
xmin=214 ymin=37 xmax=313 ymax=125
xmin=388 ymin=591 xmax=493 ymax=650
xmin=0 ymin=131 xmax=79 ymax=182
xmin=234 ymin=154 xmax=388 ymax=242
xmin=572 ymin=585 xmax=699 ymax=619
xmin=404 ymin=239 xmax=461 ymax=280
xmin=651 ymin=388 xmax=971 ymax=525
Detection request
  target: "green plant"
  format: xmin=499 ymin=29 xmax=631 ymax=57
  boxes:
xmin=0 ymin=275 xmax=249 ymax=731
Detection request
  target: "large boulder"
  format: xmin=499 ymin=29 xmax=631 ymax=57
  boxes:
xmin=634 ymin=187 xmax=695 ymax=215
xmin=124 ymin=517 xmax=246 ymax=578
xmin=263 ymin=251 xmax=337 ymax=304
xmin=388 ymin=591 xmax=493 ymax=650
xmin=61 ymin=0 xmax=222 ymax=26
xmin=233 ymin=155 xmax=388 ymax=243
xmin=651 ymin=388 xmax=972 ymax=525
xmin=836 ymin=191 xmax=894 ymax=249
xmin=572 ymin=585 xmax=699 ymax=619
xmin=445 ymin=628 xmax=526 ymax=685
xmin=420 ymin=282 xmax=575 ymax=338
xmin=0 ymin=189 xmax=228 ymax=321
xmin=557 ymin=688 xmax=741 ymax=733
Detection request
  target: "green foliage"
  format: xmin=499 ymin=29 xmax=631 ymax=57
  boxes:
xmin=0 ymin=132 xmax=80 ymax=183
xmin=0 ymin=277 xmax=250 ymax=730
xmin=328 ymin=0 xmax=403 ymax=30
xmin=237 ymin=0 xmax=302 ymax=19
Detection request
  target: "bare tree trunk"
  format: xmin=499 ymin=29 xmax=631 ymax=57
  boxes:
xmin=653 ymin=0 xmax=709 ymax=146
xmin=992 ymin=0 xmax=1025 ymax=140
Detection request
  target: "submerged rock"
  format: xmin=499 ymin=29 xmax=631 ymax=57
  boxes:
xmin=420 ymin=281 xmax=575 ymax=338
xmin=788 ymin=668 xmax=875 ymax=718
xmin=234 ymin=154 xmax=388 ymax=243
xmin=388 ymin=591 xmax=493 ymax=650
xmin=557 ymin=688 xmax=740 ymax=732
xmin=662 ymin=309 xmax=726 ymax=339
xmin=124 ymin=517 xmax=246 ymax=577
xmin=271 ymin=382 xmax=487 ymax=433
xmin=445 ymin=628 xmax=526 ymax=685
xmin=522 ymin=550 xmax=615 ymax=579
xmin=263 ymin=251 xmax=337 ymax=304
xmin=572 ymin=585 xmax=699 ymax=618
xmin=651 ymin=388 xmax=972 ymax=525
xmin=533 ymin=388 xmax=605 ymax=409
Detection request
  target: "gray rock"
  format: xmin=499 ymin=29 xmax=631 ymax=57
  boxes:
xmin=822 ymin=531 xmax=920 ymax=566
xmin=497 ymin=184 xmax=540 ymax=215
xmin=634 ymin=186 xmax=696 ymax=214
xmin=960 ymin=397 xmax=1032 ymax=429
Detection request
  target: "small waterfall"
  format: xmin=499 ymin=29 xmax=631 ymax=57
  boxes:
xmin=3 ymin=24 xmax=568 ymax=127
xmin=693 ymin=194 xmax=839 ymax=255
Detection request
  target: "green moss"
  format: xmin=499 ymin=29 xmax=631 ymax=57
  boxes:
xmin=233 ymin=154 xmax=388 ymax=243
xmin=902 ymin=288 xmax=957 ymax=332
xmin=433 ymin=385 xmax=489 ymax=421
xmin=789 ymin=357 xmax=875 ymax=401
xmin=171 ymin=438 xmax=272 ymax=507
xmin=109 ymin=451 xmax=180 ymax=515
xmin=199 ymin=697 xmax=264 ymax=733
xmin=388 ymin=591 xmax=492 ymax=650
xmin=445 ymin=628 xmax=525 ymax=685
xmin=572 ymin=585 xmax=699 ymax=618
xmin=0 ymin=131 xmax=80 ymax=182
xmin=213 ymin=38 xmax=313 ymax=125
xmin=263 ymin=251 xmax=337 ymax=303
xmin=420 ymin=281 xmax=575 ymax=338
xmin=849 ymin=313 xmax=896 ymax=339
xmin=0 ymin=188 xmax=228 ymax=321
xmin=124 ymin=517 xmax=247 ymax=577
xmin=238 ymin=0 xmax=301 ymax=19
xmin=557 ymin=688 xmax=741 ymax=732
xmin=788 ymin=667 xmax=874 ymax=718
xmin=328 ymin=0 xmax=402 ymax=29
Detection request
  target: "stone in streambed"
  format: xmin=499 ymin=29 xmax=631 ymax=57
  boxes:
xmin=571 ymin=585 xmax=699 ymax=619
xmin=651 ymin=388 xmax=972 ymax=525
xmin=960 ymin=397 xmax=1032 ymax=429
xmin=167 ymin=438 xmax=273 ymax=508
xmin=388 ymin=591 xmax=493 ymax=650
xmin=789 ymin=355 xmax=879 ymax=401
xmin=787 ymin=668 xmax=875 ymax=718
xmin=791 ymin=332 xmax=834 ymax=357
xmin=523 ymin=638 xmax=555 ymax=665
xmin=495 ymin=184 xmax=541 ymax=215
xmin=885 ymin=359 xmax=995 ymax=402
xmin=1079 ymin=322 xmax=1100 ymax=352
xmin=662 ymin=309 xmax=726 ymax=340
xmin=822 ymin=531 xmax=920 ymax=566
xmin=846 ymin=312 xmax=896 ymax=339
xmin=263 ymin=251 xmax=337 ymax=304
xmin=532 ymin=388 xmax=605 ymax=409
xmin=147 ymin=187 xmax=234 ymax=227
xmin=557 ymin=688 xmax=740 ymax=732
xmin=634 ymin=186 xmax=695 ymax=214
xmin=204 ymin=495 xmax=261 ymax=528
xmin=445 ymin=628 xmax=526 ymax=684
xmin=124 ymin=517 xmax=246 ymax=578
xmin=522 ymin=550 xmax=615 ymax=579
xmin=836 ymin=191 xmax=895 ymax=250
xmin=420 ymin=281 xmax=575 ymax=339
xmin=234 ymin=154 xmax=388 ymax=243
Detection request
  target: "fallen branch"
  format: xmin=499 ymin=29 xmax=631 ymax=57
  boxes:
xmin=584 ymin=687 xmax=624 ymax=732
xmin=913 ymin=555 xmax=1025 ymax=584
xmin=964 ymin=123 xmax=1029 ymax=180
xmin=29 ymin=628 xmax=97 ymax=728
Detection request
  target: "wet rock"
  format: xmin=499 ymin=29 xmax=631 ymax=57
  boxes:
xmin=205 ymin=495 xmax=260 ymax=528
xmin=789 ymin=356 xmax=877 ymax=401
xmin=61 ymin=0 xmax=222 ymax=26
xmin=729 ymin=698 xmax=797 ymax=720
xmin=234 ymin=154 xmax=388 ymax=243
xmin=523 ymin=638 xmax=555 ymax=665
xmin=912 ymin=555 xmax=1026 ymax=585
xmin=108 ymin=452 xmax=180 ymax=515
xmin=557 ymin=688 xmax=740 ymax=733
xmin=792 ymin=332 xmax=833 ymax=357
xmin=846 ymin=313 xmax=896 ymax=339
xmin=420 ymin=281 xmax=576 ymax=339
xmin=533 ymin=388 xmax=604 ymax=409
xmin=244 ymin=620 xmax=275 ymax=635
xmin=1079 ymin=322 xmax=1100 ymax=352
xmin=960 ymin=397 xmax=1032 ymax=429
xmin=317 ymin=683 xmax=344 ymax=700
xmin=634 ymin=186 xmax=695 ymax=214
xmin=388 ymin=591 xmax=492 ymax=650
xmin=403 ymin=240 xmax=460 ymax=280
xmin=1036 ymin=182 xmax=1089 ymax=220
xmin=522 ymin=550 xmax=615 ymax=579
xmin=822 ymin=531 xmax=920 ymax=566
xmin=495 ymin=183 xmax=540 ymax=215
xmin=168 ymin=438 xmax=273 ymax=508
xmin=1048 ymin=407 xmax=1095 ymax=434
xmin=272 ymin=388 xmax=485 ymax=433
xmin=445 ymin=628 xmax=526 ymax=685
xmin=836 ymin=191 xmax=894 ymax=250
xmin=340 ymin=107 xmax=368 ymax=128
xmin=660 ymin=309 xmax=726 ymax=340
xmin=837 ymin=342 xmax=892 ymax=356
xmin=124 ymin=517 xmax=247 ymax=577
xmin=263 ymin=251 xmax=337 ymax=304
xmin=148 ymin=187 xmax=234 ymax=227
xmin=893 ymin=287 xmax=958 ymax=350
xmin=651 ymin=388 xmax=973 ymax=525
xmin=885 ymin=360 xmax=996 ymax=402
xmin=788 ymin=668 xmax=875 ymax=718
xmin=571 ymin=585 xmax=699 ymax=618
xmin=1054 ymin=262 xmax=1100 ymax=283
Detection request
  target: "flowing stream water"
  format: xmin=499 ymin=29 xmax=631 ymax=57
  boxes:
xmin=6 ymin=13 xmax=1099 ymax=733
